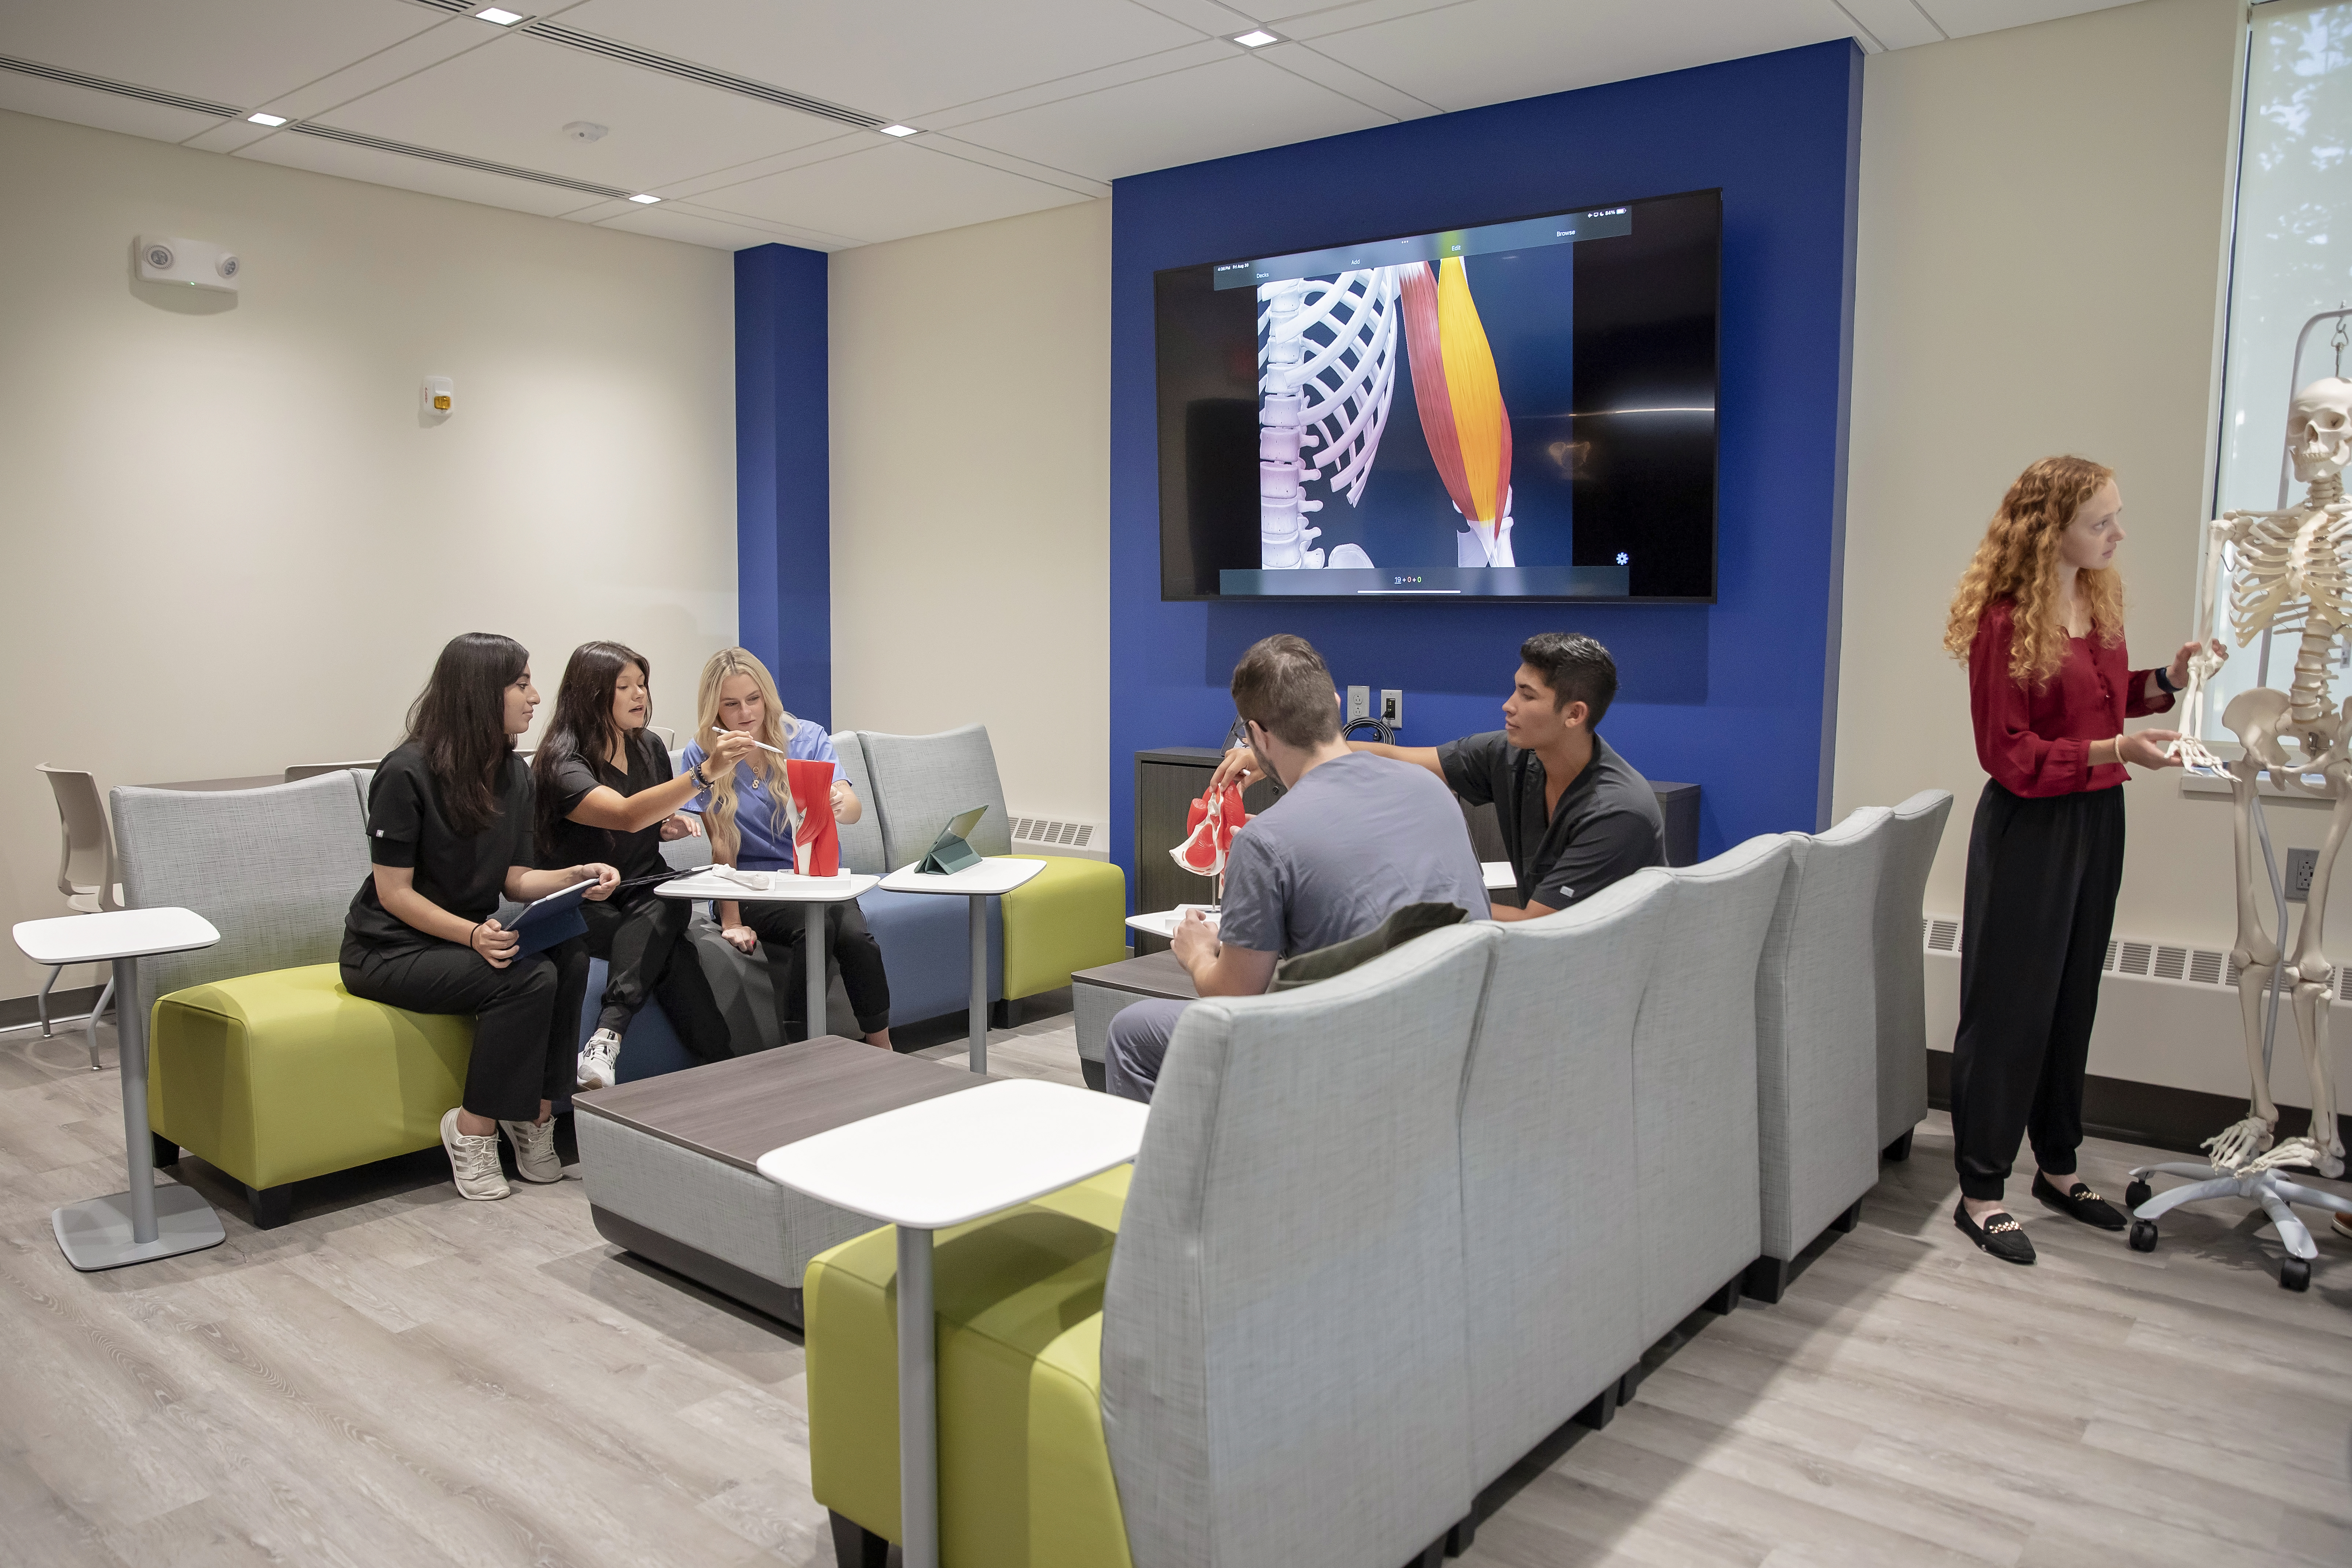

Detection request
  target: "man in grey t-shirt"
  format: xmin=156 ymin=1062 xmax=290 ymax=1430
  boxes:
xmin=1105 ymin=635 xmax=1488 ymax=1103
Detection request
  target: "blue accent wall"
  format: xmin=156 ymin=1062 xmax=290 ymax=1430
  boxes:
xmin=735 ymin=242 xmax=832 ymax=725
xmin=1109 ymin=40 xmax=1864 ymax=887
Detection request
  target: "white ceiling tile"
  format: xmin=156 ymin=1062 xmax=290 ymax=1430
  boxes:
xmin=655 ymin=131 xmax=875 ymax=201
xmin=0 ymin=0 xmax=439 ymax=112
xmin=0 ymin=67 xmax=228 ymax=142
xmin=593 ymin=201 xmax=848 ymax=252
xmin=1266 ymin=0 xmax=1476 ymax=42
xmin=1254 ymin=38 xmax=1443 ymax=120
xmin=1915 ymin=0 xmax=2142 ymax=40
xmin=1833 ymin=0 xmax=1948 ymax=49
xmin=1129 ymin=0 xmax=1267 ymax=34
xmin=315 ymin=31 xmax=846 ymax=195
xmin=256 ymin=15 xmax=509 ymax=122
xmin=950 ymin=52 xmax=1393 ymax=184
xmin=917 ymin=38 xmax=1235 ymax=132
xmin=235 ymin=126 xmax=601 ymax=217
xmin=912 ymin=134 xmax=1111 ymax=199
xmin=690 ymin=140 xmax=1092 ymax=245
xmin=555 ymin=0 xmax=1207 ymax=121
xmin=1307 ymin=0 xmax=1852 ymax=113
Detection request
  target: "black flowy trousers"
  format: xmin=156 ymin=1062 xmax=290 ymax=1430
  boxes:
xmin=580 ymin=890 xmax=732 ymax=1058
xmin=739 ymin=899 xmax=893 ymax=1038
xmin=342 ymin=933 xmax=590 ymax=1123
xmin=1949 ymin=780 xmax=2126 ymax=1202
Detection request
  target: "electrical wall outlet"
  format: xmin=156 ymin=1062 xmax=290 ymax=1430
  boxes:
xmin=1346 ymin=686 xmax=1370 ymax=723
xmin=2287 ymin=846 xmax=2319 ymax=904
xmin=1380 ymin=688 xmax=1403 ymax=727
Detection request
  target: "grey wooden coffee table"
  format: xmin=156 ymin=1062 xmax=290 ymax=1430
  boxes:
xmin=573 ymin=1036 xmax=992 ymax=1325
xmin=1070 ymin=950 xmax=1198 ymax=1092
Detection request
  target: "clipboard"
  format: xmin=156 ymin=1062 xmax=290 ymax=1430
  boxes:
xmin=511 ymin=878 xmax=596 ymax=956
xmin=916 ymin=805 xmax=989 ymax=875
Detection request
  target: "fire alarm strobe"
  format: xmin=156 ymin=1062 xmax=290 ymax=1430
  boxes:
xmin=137 ymin=235 xmax=241 ymax=292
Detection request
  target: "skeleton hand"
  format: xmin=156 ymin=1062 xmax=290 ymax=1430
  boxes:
xmin=2202 ymin=1115 xmax=2276 ymax=1172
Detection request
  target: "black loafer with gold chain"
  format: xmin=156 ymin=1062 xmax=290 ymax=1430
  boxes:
xmin=1956 ymin=1199 xmax=2037 ymax=1264
xmin=2031 ymin=1172 xmax=2127 ymax=1231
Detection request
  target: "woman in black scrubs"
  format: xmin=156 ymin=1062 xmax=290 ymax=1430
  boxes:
xmin=342 ymin=634 xmax=619 ymax=1202
xmin=533 ymin=641 xmax=757 ymax=1087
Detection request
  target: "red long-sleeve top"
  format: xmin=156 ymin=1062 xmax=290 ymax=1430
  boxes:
xmin=1969 ymin=599 xmax=2173 ymax=797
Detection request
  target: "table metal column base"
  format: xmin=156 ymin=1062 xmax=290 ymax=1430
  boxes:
xmin=54 ymin=1184 xmax=224 ymax=1271
xmin=896 ymin=1223 xmax=939 ymax=1568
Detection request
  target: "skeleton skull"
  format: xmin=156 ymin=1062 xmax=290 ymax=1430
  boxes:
xmin=2287 ymin=376 xmax=2352 ymax=484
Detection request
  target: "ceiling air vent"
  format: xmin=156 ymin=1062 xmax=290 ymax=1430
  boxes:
xmin=400 ymin=0 xmax=887 ymax=129
xmin=0 ymin=54 xmax=237 ymax=118
xmin=285 ymin=121 xmax=632 ymax=198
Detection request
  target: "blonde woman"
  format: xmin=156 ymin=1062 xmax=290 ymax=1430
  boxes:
xmin=679 ymin=649 xmax=894 ymax=1048
xmin=1942 ymin=456 xmax=2220 ymax=1264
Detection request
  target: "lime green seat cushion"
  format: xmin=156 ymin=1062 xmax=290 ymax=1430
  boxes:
xmin=149 ymin=963 xmax=473 ymax=1191
xmin=1000 ymin=855 xmax=1128 ymax=1001
xmin=804 ymin=1165 xmax=1134 ymax=1568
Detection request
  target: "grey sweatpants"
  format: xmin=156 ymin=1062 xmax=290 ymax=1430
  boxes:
xmin=1104 ymin=997 xmax=1192 ymax=1103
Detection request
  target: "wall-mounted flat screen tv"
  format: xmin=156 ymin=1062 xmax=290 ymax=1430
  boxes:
xmin=1154 ymin=187 xmax=1720 ymax=602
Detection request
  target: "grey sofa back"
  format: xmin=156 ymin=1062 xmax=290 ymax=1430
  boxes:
xmin=1460 ymin=870 xmax=1665 ymax=1489
xmin=857 ymin=723 xmax=1012 ymax=869
xmin=1630 ymin=834 xmax=1790 ymax=1343
xmin=1876 ymin=789 xmax=1952 ymax=1147
xmin=1100 ymin=922 xmax=1495 ymax=1568
xmin=1755 ymin=810 xmax=1890 ymax=1262
xmin=113 ymin=772 xmax=371 ymax=1001
xmin=827 ymin=731 xmax=889 ymax=876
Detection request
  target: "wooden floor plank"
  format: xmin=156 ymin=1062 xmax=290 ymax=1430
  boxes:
xmin=7 ymin=1022 xmax=2352 ymax=1568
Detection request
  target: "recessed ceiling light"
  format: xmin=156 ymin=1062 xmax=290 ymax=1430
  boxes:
xmin=246 ymin=111 xmax=288 ymax=126
xmin=878 ymin=124 xmax=919 ymax=137
xmin=1232 ymin=29 xmax=1280 ymax=47
xmin=474 ymin=7 xmax=524 ymax=24
xmin=628 ymin=192 xmax=661 ymax=204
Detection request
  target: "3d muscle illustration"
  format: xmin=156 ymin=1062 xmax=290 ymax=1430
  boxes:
xmin=1399 ymin=257 xmax=1516 ymax=567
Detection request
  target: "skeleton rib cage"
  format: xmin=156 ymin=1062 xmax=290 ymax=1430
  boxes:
xmin=1257 ymin=269 xmax=1399 ymax=568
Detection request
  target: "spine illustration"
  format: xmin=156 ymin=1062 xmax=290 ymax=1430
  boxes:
xmin=1258 ymin=269 xmax=1399 ymax=569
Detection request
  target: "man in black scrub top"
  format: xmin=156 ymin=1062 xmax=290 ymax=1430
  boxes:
xmin=1354 ymin=633 xmax=1664 ymax=919
xmin=1210 ymin=633 xmax=1664 ymax=921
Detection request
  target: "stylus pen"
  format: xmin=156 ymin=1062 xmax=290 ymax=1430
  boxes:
xmin=721 ymin=729 xmax=790 ymax=757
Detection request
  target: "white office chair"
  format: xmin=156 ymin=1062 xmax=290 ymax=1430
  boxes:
xmin=647 ymin=725 xmax=677 ymax=748
xmin=36 ymin=765 xmax=125 ymax=1070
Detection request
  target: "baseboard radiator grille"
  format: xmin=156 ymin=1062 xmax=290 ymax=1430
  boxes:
xmin=1922 ymin=915 xmax=2344 ymax=1000
xmin=1010 ymin=816 xmax=1107 ymax=863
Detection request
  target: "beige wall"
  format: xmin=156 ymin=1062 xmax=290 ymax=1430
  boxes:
xmin=0 ymin=109 xmax=738 ymax=1001
xmin=1836 ymin=0 xmax=2271 ymax=956
xmin=828 ymin=199 xmax=1112 ymax=830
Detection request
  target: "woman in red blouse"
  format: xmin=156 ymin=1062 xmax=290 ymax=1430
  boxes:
xmin=1941 ymin=456 xmax=2220 ymax=1264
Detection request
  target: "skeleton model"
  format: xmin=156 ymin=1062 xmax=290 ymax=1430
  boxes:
xmin=1258 ymin=269 xmax=1397 ymax=570
xmin=2136 ymin=375 xmax=2352 ymax=1289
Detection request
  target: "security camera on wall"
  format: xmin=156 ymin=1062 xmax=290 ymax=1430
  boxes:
xmin=136 ymin=235 xmax=241 ymax=292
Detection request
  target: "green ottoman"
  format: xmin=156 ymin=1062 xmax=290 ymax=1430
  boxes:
xmin=1001 ymin=855 xmax=1128 ymax=1001
xmin=147 ymin=963 xmax=472 ymax=1228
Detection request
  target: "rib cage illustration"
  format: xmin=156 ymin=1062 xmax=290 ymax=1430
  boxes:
xmin=1257 ymin=269 xmax=1399 ymax=569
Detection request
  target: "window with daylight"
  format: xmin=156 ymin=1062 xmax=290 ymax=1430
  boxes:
xmin=2197 ymin=0 xmax=2352 ymax=736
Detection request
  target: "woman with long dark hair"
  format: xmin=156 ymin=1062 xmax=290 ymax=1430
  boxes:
xmin=533 ymin=641 xmax=756 ymax=1087
xmin=342 ymin=633 xmax=620 ymax=1202
xmin=1943 ymin=458 xmax=2221 ymax=1263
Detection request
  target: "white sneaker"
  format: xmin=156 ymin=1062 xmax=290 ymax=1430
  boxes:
xmin=441 ymin=1108 xmax=510 ymax=1201
xmin=576 ymin=1027 xmax=623 ymax=1091
xmin=500 ymin=1116 xmax=564 ymax=1184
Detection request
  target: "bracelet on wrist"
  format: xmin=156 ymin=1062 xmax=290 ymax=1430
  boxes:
xmin=2154 ymin=665 xmax=2181 ymax=695
xmin=691 ymin=759 xmax=712 ymax=789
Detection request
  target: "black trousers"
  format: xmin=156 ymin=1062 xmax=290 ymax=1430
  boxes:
xmin=581 ymin=891 xmax=731 ymax=1059
xmin=342 ymin=933 xmax=588 ymax=1123
xmin=1950 ymin=781 xmax=2125 ymax=1201
xmin=739 ymin=899 xmax=892 ymax=1036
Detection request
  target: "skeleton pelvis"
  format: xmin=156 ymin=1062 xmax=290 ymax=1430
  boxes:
xmin=2223 ymin=687 xmax=2295 ymax=767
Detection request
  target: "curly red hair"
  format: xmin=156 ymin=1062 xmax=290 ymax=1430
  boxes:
xmin=1944 ymin=456 xmax=2122 ymax=686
